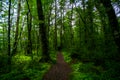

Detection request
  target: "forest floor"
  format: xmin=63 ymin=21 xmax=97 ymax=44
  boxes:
xmin=0 ymin=51 xmax=120 ymax=80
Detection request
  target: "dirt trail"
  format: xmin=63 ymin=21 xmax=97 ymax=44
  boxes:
xmin=43 ymin=51 xmax=72 ymax=80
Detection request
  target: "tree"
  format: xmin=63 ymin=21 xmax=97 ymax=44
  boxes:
xmin=100 ymin=0 xmax=120 ymax=52
xmin=8 ymin=0 xmax=12 ymax=71
xmin=59 ymin=0 xmax=65 ymax=48
xmin=12 ymin=0 xmax=21 ymax=56
xmin=95 ymin=0 xmax=111 ymax=54
xmin=69 ymin=0 xmax=74 ymax=47
xmin=26 ymin=0 xmax=32 ymax=55
xmin=86 ymin=0 xmax=95 ymax=51
xmin=54 ymin=0 xmax=57 ymax=50
xmin=36 ymin=0 xmax=50 ymax=62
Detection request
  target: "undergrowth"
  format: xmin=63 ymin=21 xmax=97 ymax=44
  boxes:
xmin=0 ymin=52 xmax=120 ymax=80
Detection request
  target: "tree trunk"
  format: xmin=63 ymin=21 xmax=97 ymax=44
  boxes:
xmin=70 ymin=2 xmax=74 ymax=47
xmin=26 ymin=0 xmax=32 ymax=55
xmin=100 ymin=0 xmax=120 ymax=52
xmin=54 ymin=0 xmax=57 ymax=50
xmin=86 ymin=0 xmax=94 ymax=50
xmin=47 ymin=2 xmax=52 ymax=49
xmin=19 ymin=17 xmax=25 ymax=51
xmin=36 ymin=0 xmax=50 ymax=62
xmin=27 ymin=12 xmax=32 ymax=54
xmin=12 ymin=0 xmax=21 ymax=56
xmin=8 ymin=0 xmax=12 ymax=71
xmin=82 ymin=0 xmax=88 ymax=45
xmin=95 ymin=1 xmax=110 ymax=54
xmin=60 ymin=1 xmax=64 ymax=49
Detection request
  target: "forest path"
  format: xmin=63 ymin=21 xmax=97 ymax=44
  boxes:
xmin=42 ymin=51 xmax=72 ymax=80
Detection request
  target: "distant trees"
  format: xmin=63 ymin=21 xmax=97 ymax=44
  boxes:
xmin=0 ymin=0 xmax=119 ymax=63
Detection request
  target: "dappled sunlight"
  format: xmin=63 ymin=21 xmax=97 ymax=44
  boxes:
xmin=12 ymin=54 xmax=32 ymax=63
xmin=1 ymin=54 xmax=51 ymax=80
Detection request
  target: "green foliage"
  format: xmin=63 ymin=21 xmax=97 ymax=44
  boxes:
xmin=70 ymin=62 xmax=100 ymax=80
xmin=0 ymin=54 xmax=51 ymax=80
xmin=0 ymin=51 xmax=120 ymax=80
xmin=100 ymin=61 xmax=120 ymax=80
xmin=0 ymin=0 xmax=120 ymax=80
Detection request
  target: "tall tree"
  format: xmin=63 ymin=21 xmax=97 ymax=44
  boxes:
xmin=59 ymin=0 xmax=65 ymax=48
xmin=26 ymin=13 xmax=32 ymax=54
xmin=69 ymin=0 xmax=74 ymax=47
xmin=26 ymin=0 xmax=32 ymax=54
xmin=36 ymin=0 xmax=50 ymax=62
xmin=81 ymin=0 xmax=88 ymax=45
xmin=54 ymin=0 xmax=57 ymax=50
xmin=95 ymin=0 xmax=110 ymax=54
xmin=86 ymin=0 xmax=95 ymax=50
xmin=100 ymin=0 xmax=120 ymax=52
xmin=46 ymin=1 xmax=53 ymax=47
xmin=8 ymin=0 xmax=12 ymax=70
xmin=12 ymin=0 xmax=21 ymax=56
